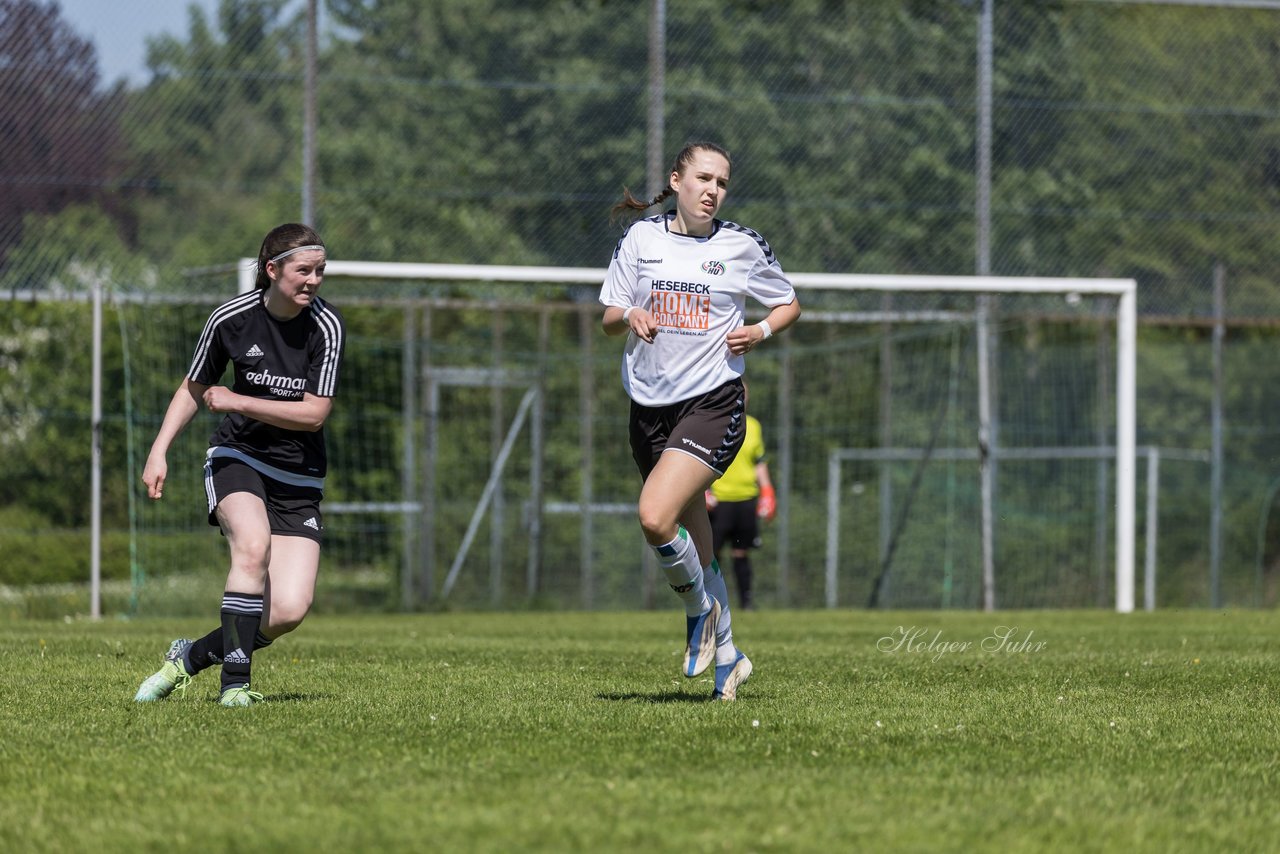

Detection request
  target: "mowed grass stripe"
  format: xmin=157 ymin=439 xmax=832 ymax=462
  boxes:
xmin=1 ymin=610 xmax=1276 ymax=852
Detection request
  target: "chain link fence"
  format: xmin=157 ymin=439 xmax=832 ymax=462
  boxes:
xmin=4 ymin=0 xmax=1280 ymax=612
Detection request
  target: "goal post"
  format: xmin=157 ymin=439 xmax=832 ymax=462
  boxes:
xmin=785 ymin=273 xmax=1137 ymax=614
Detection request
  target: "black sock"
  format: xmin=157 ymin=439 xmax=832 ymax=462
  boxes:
xmin=186 ymin=627 xmax=274 ymax=675
xmin=186 ymin=627 xmax=223 ymax=675
xmin=734 ymin=556 xmax=754 ymax=608
xmin=219 ymin=592 xmax=264 ymax=692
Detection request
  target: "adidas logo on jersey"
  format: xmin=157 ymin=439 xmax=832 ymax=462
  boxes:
xmin=246 ymin=344 xmax=265 ymax=357
xmin=303 ymin=517 xmax=320 ymax=530
xmin=224 ymin=647 xmax=250 ymax=665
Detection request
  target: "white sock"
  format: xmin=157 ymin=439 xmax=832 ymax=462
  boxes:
xmin=654 ymin=527 xmax=710 ymax=617
xmin=704 ymin=558 xmax=738 ymax=665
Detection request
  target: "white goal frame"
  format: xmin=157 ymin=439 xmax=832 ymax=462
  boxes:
xmin=239 ymin=260 xmax=1138 ymax=612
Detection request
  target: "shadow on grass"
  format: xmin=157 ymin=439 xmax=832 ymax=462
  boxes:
xmin=197 ymin=692 xmax=334 ymax=704
xmin=595 ymin=691 xmax=712 ymax=704
xmin=260 ymin=692 xmax=334 ymax=703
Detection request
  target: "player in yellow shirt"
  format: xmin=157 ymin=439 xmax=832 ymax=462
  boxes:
xmin=706 ymin=388 xmax=775 ymax=609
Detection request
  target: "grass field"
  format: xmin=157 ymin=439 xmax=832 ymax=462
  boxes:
xmin=2 ymin=608 xmax=1277 ymax=852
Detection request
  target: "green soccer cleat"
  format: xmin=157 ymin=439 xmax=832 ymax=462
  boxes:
xmin=133 ymin=638 xmax=194 ymax=702
xmin=218 ymin=686 xmax=264 ymax=708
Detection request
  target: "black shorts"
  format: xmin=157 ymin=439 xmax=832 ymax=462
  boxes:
xmin=711 ymin=498 xmax=761 ymax=551
xmin=629 ymin=379 xmax=746 ymax=479
xmin=204 ymin=457 xmax=325 ymax=542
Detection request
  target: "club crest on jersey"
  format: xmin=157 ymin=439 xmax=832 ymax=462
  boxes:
xmin=701 ymin=260 xmax=725 ymax=276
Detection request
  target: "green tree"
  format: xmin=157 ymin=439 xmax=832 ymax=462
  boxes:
xmin=322 ymin=0 xmax=648 ymax=266
xmin=0 ymin=205 xmax=154 ymax=292
xmin=0 ymin=0 xmax=125 ymax=280
xmin=118 ymin=0 xmax=306 ymax=281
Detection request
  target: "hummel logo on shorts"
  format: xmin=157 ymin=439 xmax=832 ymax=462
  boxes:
xmin=303 ymin=517 xmax=320 ymax=530
xmin=246 ymin=344 xmax=265 ymax=357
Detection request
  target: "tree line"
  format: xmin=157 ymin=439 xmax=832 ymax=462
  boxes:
xmin=3 ymin=0 xmax=1278 ymax=604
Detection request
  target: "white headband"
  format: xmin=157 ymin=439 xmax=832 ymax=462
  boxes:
xmin=268 ymin=244 xmax=325 ymax=264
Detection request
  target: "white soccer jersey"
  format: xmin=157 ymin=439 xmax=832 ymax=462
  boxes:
xmin=599 ymin=211 xmax=796 ymax=407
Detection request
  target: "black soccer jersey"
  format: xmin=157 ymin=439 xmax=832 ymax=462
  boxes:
xmin=188 ymin=290 xmax=345 ymax=483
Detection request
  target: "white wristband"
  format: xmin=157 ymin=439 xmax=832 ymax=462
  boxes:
xmin=757 ymin=320 xmax=773 ymax=340
xmin=623 ymin=306 xmax=636 ymax=322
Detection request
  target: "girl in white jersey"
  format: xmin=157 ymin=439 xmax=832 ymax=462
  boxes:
xmin=134 ymin=223 xmax=344 ymax=708
xmin=600 ymin=141 xmax=800 ymax=701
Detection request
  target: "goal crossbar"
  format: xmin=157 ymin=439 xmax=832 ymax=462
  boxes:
xmin=241 ymin=259 xmax=1134 ymax=295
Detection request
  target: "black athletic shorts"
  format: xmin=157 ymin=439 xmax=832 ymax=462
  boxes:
xmin=711 ymin=497 xmax=761 ymax=552
xmin=629 ymin=378 xmax=746 ymax=479
xmin=204 ymin=457 xmax=325 ymax=542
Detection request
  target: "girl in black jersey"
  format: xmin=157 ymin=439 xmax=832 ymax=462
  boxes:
xmin=134 ymin=223 xmax=345 ymax=708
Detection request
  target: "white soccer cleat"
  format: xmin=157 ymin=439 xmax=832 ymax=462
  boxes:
xmin=712 ymin=651 xmax=752 ymax=702
xmin=683 ymin=598 xmax=721 ymax=677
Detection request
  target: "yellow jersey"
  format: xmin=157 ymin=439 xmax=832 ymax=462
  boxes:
xmin=711 ymin=415 xmax=765 ymax=502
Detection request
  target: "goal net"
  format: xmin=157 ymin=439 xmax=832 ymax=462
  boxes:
xmin=110 ymin=265 xmax=1134 ymax=614
xmin=781 ymin=274 xmax=1137 ymax=613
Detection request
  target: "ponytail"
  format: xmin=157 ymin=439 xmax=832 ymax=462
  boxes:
xmin=610 ymin=186 xmax=675 ymax=221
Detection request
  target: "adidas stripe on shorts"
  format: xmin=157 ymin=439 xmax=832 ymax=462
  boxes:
xmin=204 ymin=456 xmax=324 ymax=542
